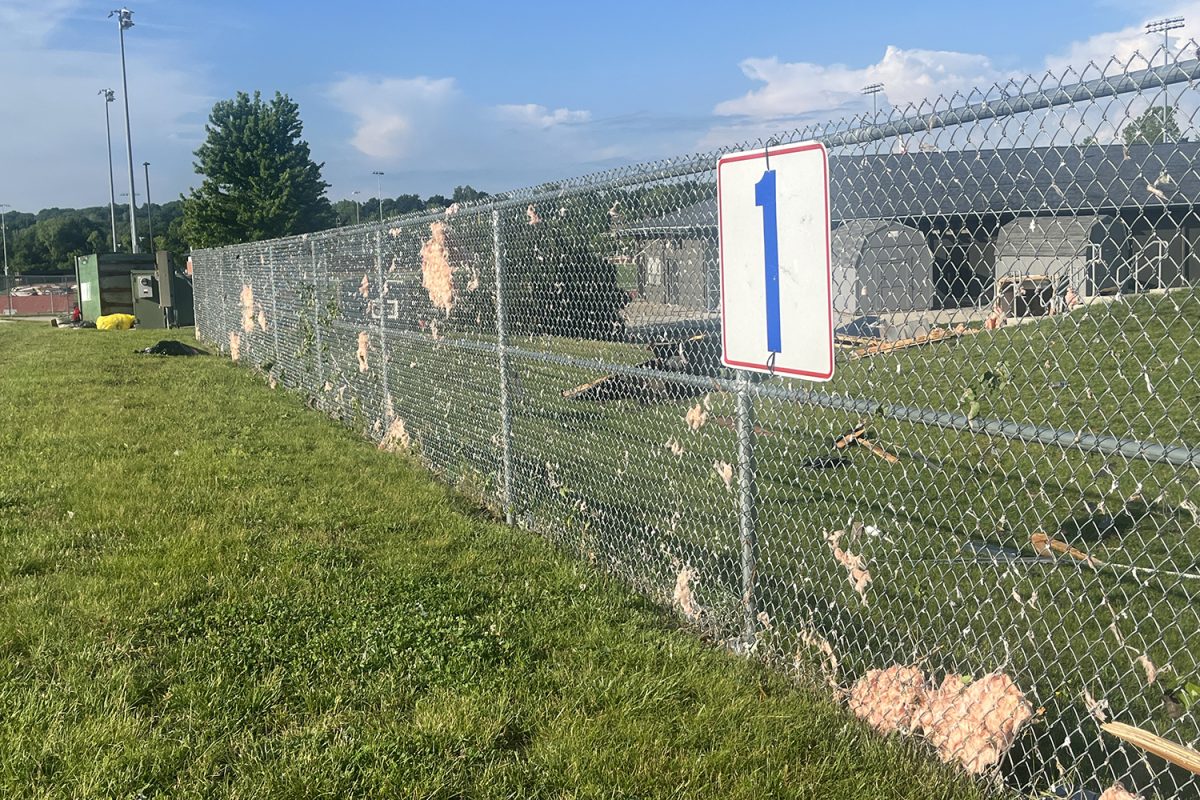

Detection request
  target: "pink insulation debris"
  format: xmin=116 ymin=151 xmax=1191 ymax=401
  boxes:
xmin=685 ymin=403 xmax=707 ymax=431
xmin=356 ymin=331 xmax=370 ymax=373
xmin=673 ymin=566 xmax=701 ymax=620
xmin=849 ymin=665 xmax=927 ymax=734
xmin=240 ymin=285 xmax=255 ymax=332
xmin=420 ymin=221 xmax=455 ymax=314
xmin=358 ymin=275 xmax=370 ymax=298
xmin=1099 ymin=782 xmax=1143 ymax=800
xmin=379 ymin=417 xmax=411 ymax=453
xmin=824 ymin=529 xmax=872 ymax=603
xmin=848 ymin=666 xmax=1035 ymax=776
xmin=915 ymin=672 xmax=1035 ymax=774
xmin=228 ymin=331 xmax=241 ymax=362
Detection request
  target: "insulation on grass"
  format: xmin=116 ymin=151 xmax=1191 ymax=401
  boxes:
xmin=240 ymin=285 xmax=255 ymax=332
xmin=673 ymin=566 xmax=701 ymax=620
xmin=356 ymin=331 xmax=370 ymax=373
xmin=256 ymin=309 xmax=268 ymax=332
xmin=228 ymin=331 xmax=241 ymax=362
xmin=685 ymin=403 xmax=707 ymax=431
xmin=713 ymin=460 xmax=734 ymax=490
xmin=1136 ymin=654 xmax=1158 ymax=686
xmin=420 ymin=221 xmax=455 ymax=314
xmin=358 ymin=275 xmax=370 ymax=298
xmin=379 ymin=417 xmax=411 ymax=452
xmin=916 ymin=672 xmax=1035 ymax=774
xmin=824 ymin=529 xmax=871 ymax=603
xmin=849 ymin=665 xmax=926 ymax=734
xmin=797 ymin=627 xmax=841 ymax=691
xmin=1099 ymin=782 xmax=1143 ymax=800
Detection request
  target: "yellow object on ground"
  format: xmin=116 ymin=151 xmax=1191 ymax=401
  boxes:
xmin=95 ymin=313 xmax=136 ymax=331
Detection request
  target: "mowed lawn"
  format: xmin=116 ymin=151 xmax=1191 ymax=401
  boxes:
xmin=0 ymin=320 xmax=991 ymax=799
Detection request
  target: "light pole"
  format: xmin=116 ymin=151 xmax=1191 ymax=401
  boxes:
xmin=110 ymin=7 xmax=139 ymax=253
xmin=862 ymin=83 xmax=884 ymax=121
xmin=143 ymin=161 xmax=153 ymax=251
xmin=372 ymin=171 xmax=385 ymax=223
xmin=1145 ymin=16 xmax=1185 ymax=143
xmin=351 ymin=191 xmax=361 ymax=225
xmin=1 ymin=204 xmax=10 ymax=316
xmin=100 ymin=89 xmax=118 ymax=251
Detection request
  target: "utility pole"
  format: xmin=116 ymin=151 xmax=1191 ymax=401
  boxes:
xmin=372 ymin=171 xmax=385 ymax=223
xmin=100 ymin=89 xmax=118 ymax=250
xmin=1145 ymin=17 xmax=1185 ymax=143
xmin=110 ymin=7 xmax=139 ymax=253
xmin=1 ymin=204 xmax=10 ymax=316
xmin=862 ymin=83 xmax=885 ymax=121
xmin=143 ymin=161 xmax=153 ymax=250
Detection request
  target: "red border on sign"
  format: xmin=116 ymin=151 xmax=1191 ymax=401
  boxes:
xmin=717 ymin=141 xmax=834 ymax=380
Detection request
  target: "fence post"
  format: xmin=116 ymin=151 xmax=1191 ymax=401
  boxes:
xmin=736 ymin=371 xmax=759 ymax=644
xmin=375 ymin=229 xmax=390 ymax=425
xmin=311 ymin=238 xmax=324 ymax=394
xmin=267 ymin=244 xmax=281 ymax=373
xmin=493 ymin=209 xmax=515 ymax=525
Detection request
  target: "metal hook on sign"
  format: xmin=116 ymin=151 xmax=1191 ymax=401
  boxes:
xmin=766 ymin=351 xmax=777 ymax=377
xmin=763 ymin=137 xmax=777 ymax=171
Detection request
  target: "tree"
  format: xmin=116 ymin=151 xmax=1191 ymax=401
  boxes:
xmin=182 ymin=91 xmax=335 ymax=248
xmin=1122 ymin=104 xmax=1182 ymax=145
xmin=452 ymin=185 xmax=488 ymax=204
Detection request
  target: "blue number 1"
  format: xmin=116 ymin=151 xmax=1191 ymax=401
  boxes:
xmin=755 ymin=169 xmax=781 ymax=354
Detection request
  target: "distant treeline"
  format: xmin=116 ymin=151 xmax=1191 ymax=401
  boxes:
xmin=4 ymin=185 xmax=490 ymax=275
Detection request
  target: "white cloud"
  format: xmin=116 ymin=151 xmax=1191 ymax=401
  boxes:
xmin=713 ymin=46 xmax=1007 ymax=126
xmin=326 ymin=76 xmax=458 ymax=160
xmin=495 ymin=104 xmax=591 ymax=129
xmin=322 ymin=73 xmax=622 ymax=194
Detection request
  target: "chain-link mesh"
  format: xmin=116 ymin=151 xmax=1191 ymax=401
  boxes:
xmin=190 ymin=52 xmax=1200 ymax=798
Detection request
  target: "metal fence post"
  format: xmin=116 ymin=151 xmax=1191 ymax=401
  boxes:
xmin=493 ymin=208 xmax=515 ymax=525
xmin=375 ymin=229 xmax=390 ymax=424
xmin=311 ymin=238 xmax=324 ymax=393
xmin=736 ymin=371 xmax=759 ymax=643
xmin=267 ymin=244 xmax=281 ymax=372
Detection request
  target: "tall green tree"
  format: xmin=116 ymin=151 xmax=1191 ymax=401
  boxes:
xmin=1122 ymin=104 xmax=1182 ymax=145
xmin=183 ymin=91 xmax=335 ymax=248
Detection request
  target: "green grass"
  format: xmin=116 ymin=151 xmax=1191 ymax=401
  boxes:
xmin=0 ymin=319 xmax=993 ymax=799
xmin=251 ymin=283 xmax=1200 ymax=797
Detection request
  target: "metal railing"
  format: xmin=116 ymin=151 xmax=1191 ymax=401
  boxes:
xmin=191 ymin=50 xmax=1200 ymax=799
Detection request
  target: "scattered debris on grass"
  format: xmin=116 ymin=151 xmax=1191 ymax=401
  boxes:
xmin=713 ymin=460 xmax=733 ymax=490
xmin=135 ymin=340 xmax=207 ymax=356
xmin=673 ymin=566 xmax=701 ymax=620
xmin=358 ymin=275 xmax=370 ymax=298
xmin=795 ymin=625 xmax=841 ymax=691
xmin=685 ymin=403 xmax=707 ymax=430
xmin=1101 ymin=721 xmax=1200 ymax=775
xmin=848 ymin=324 xmax=980 ymax=359
xmin=379 ymin=417 xmax=411 ymax=453
xmin=824 ymin=528 xmax=871 ymax=603
xmin=228 ymin=331 xmax=241 ymax=362
xmin=849 ymin=665 xmax=926 ymax=734
xmin=1083 ymin=688 xmax=1110 ymax=722
xmin=1031 ymin=532 xmax=1101 ymax=569
xmin=916 ymin=672 xmax=1035 ymax=774
xmin=1136 ymin=654 xmax=1158 ymax=686
xmin=356 ymin=331 xmax=370 ymax=373
xmin=1099 ymin=782 xmax=1143 ymax=800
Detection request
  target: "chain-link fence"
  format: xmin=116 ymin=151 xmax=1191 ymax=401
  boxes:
xmin=0 ymin=275 xmax=76 ymax=317
xmin=191 ymin=52 xmax=1200 ymax=799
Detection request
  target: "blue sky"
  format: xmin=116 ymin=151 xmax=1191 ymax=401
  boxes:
xmin=0 ymin=0 xmax=1194 ymax=212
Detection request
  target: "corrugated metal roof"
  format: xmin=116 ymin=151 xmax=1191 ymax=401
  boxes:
xmin=618 ymin=142 xmax=1200 ymax=235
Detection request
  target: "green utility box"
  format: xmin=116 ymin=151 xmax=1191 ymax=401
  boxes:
xmin=74 ymin=252 xmax=193 ymax=328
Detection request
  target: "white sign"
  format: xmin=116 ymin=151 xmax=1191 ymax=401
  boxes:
xmin=717 ymin=141 xmax=833 ymax=381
